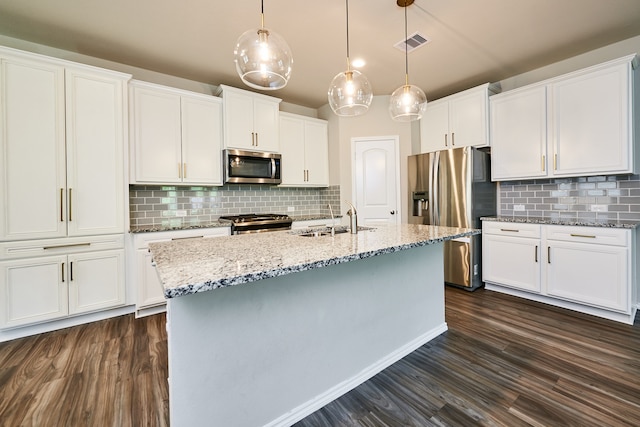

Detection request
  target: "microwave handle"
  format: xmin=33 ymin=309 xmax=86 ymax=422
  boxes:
xmin=271 ymin=158 xmax=276 ymax=179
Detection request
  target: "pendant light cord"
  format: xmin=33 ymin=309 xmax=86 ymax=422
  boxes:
xmin=404 ymin=4 xmax=409 ymax=86
xmin=260 ymin=0 xmax=265 ymax=29
xmin=345 ymin=0 xmax=351 ymax=70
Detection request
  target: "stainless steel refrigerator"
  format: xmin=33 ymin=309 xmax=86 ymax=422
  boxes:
xmin=408 ymin=147 xmax=496 ymax=290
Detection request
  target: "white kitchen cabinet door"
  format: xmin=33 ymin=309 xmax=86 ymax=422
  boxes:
xmin=280 ymin=113 xmax=329 ymax=187
xmin=68 ymin=249 xmax=125 ymax=315
xmin=65 ymin=68 xmax=126 ymax=236
xmin=137 ymin=248 xmax=167 ymax=309
xmin=546 ymin=240 xmax=629 ymax=312
xmin=217 ymin=85 xmax=281 ymax=152
xmin=252 ymin=97 xmax=280 ymax=152
xmin=420 ymin=100 xmax=449 ymax=153
xmin=279 ymin=114 xmax=306 ymax=185
xmin=304 ymin=119 xmax=329 ymax=186
xmin=483 ymin=234 xmax=541 ymax=293
xmin=0 ymin=55 xmax=67 ymax=241
xmin=490 ymin=85 xmax=548 ymax=181
xmin=181 ymin=95 xmax=223 ymax=185
xmin=0 ymin=255 xmax=68 ymax=328
xmin=131 ymin=84 xmax=182 ymax=183
xmin=549 ymin=59 xmax=632 ymax=176
xmin=448 ymin=87 xmax=491 ymax=149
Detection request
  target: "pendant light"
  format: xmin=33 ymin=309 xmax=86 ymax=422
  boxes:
xmin=328 ymin=0 xmax=373 ymax=116
xmin=389 ymin=0 xmax=427 ymax=121
xmin=233 ymin=0 xmax=292 ymax=90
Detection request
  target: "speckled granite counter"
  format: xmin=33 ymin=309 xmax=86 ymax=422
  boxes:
xmin=129 ymin=220 xmax=231 ymax=233
xmin=481 ymin=216 xmax=640 ymax=229
xmin=149 ymin=224 xmax=479 ymax=299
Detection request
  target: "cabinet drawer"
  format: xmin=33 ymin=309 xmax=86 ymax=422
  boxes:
xmin=482 ymin=221 xmax=541 ymax=238
xmin=0 ymin=235 xmax=125 ymax=260
xmin=545 ymin=226 xmax=628 ymax=247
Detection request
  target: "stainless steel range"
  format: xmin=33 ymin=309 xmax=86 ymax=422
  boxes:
xmin=219 ymin=214 xmax=293 ymax=235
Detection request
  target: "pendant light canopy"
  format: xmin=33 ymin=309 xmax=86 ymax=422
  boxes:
xmin=234 ymin=0 xmax=292 ymax=90
xmin=389 ymin=0 xmax=427 ymax=122
xmin=328 ymin=0 xmax=373 ymax=116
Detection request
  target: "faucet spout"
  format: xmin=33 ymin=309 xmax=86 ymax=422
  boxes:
xmin=344 ymin=200 xmax=358 ymax=234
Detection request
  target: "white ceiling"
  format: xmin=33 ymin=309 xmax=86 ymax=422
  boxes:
xmin=0 ymin=0 xmax=639 ymax=108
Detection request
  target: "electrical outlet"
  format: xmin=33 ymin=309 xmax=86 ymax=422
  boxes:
xmin=287 ymin=206 xmax=295 ymax=212
xmin=590 ymin=204 xmax=608 ymax=212
xmin=175 ymin=210 xmax=187 ymax=217
xmin=513 ymin=204 xmax=525 ymax=211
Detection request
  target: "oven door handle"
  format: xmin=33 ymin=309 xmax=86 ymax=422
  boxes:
xmin=271 ymin=158 xmax=276 ymax=179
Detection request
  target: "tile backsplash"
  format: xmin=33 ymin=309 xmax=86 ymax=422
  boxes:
xmin=129 ymin=184 xmax=341 ymax=229
xmin=498 ymin=174 xmax=640 ymax=222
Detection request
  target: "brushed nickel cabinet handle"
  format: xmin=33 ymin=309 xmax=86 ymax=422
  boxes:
xmin=547 ymin=246 xmax=551 ymax=264
xmin=570 ymin=233 xmax=596 ymax=239
xmin=171 ymin=235 xmax=204 ymax=240
xmin=183 ymin=163 xmax=187 ymax=179
xmin=554 ymin=154 xmax=557 ymax=170
xmin=68 ymin=188 xmax=72 ymax=221
xmin=44 ymin=242 xmax=91 ymax=250
xmin=178 ymin=163 xmax=182 ymax=179
xmin=255 ymin=133 xmax=259 ymax=146
xmin=451 ymin=132 xmax=455 ymax=146
xmin=500 ymin=228 xmax=519 ymax=232
xmin=542 ymin=155 xmax=546 ymax=172
xmin=251 ymin=132 xmax=255 ymax=146
xmin=61 ymin=262 xmax=65 ymax=283
xmin=70 ymin=261 xmax=73 ymax=281
xmin=60 ymin=188 xmax=64 ymax=222
xmin=444 ymin=134 xmax=448 ymax=147
xmin=535 ymin=245 xmax=538 ymax=263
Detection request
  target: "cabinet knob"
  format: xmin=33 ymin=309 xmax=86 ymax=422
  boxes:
xmin=390 ymin=210 xmax=395 ymax=215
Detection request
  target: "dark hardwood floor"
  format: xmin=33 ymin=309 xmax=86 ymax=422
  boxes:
xmin=1 ymin=287 xmax=638 ymax=426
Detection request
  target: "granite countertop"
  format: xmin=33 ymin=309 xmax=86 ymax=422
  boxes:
xmin=149 ymin=224 xmax=479 ymax=299
xmin=129 ymin=220 xmax=232 ymax=233
xmin=481 ymin=216 xmax=640 ymax=229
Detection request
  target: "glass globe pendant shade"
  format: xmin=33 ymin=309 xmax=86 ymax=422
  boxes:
xmin=389 ymin=84 xmax=427 ymax=122
xmin=234 ymin=27 xmax=292 ymax=90
xmin=328 ymin=69 xmax=373 ymax=116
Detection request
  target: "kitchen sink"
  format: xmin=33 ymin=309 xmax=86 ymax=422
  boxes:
xmin=295 ymin=226 xmax=375 ymax=237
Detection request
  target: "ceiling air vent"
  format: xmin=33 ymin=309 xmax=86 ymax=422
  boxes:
xmin=394 ymin=32 xmax=430 ymax=53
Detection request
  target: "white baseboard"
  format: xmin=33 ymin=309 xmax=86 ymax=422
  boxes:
xmin=265 ymin=322 xmax=448 ymax=427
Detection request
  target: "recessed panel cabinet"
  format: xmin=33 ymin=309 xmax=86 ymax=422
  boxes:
xmin=0 ymin=51 xmax=129 ymax=241
xmin=420 ymin=83 xmax=500 ymax=153
xmin=130 ymin=80 xmax=223 ymax=185
xmin=490 ymin=55 xmax=638 ymax=181
xmin=216 ymin=84 xmax=281 ymax=152
xmin=0 ymin=236 xmax=125 ymax=329
xmin=483 ymin=220 xmax=637 ymax=324
xmin=279 ymin=112 xmax=329 ymax=187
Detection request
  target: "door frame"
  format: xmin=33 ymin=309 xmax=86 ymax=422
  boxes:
xmin=351 ymin=135 xmax=402 ymax=225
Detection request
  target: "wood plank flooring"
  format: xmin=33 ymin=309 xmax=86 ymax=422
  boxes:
xmin=1 ymin=287 xmax=638 ymax=426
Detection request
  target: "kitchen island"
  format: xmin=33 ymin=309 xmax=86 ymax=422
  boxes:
xmin=149 ymin=224 xmax=479 ymax=427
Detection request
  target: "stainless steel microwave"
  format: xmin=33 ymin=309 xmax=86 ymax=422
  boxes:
xmin=223 ymin=149 xmax=282 ymax=184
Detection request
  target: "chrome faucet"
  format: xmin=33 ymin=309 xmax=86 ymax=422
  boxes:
xmin=344 ymin=200 xmax=358 ymax=234
xmin=328 ymin=204 xmax=335 ymax=236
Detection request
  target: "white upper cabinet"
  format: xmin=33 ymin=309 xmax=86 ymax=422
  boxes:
xmin=279 ymin=112 xmax=329 ymax=187
xmin=216 ymin=84 xmax=281 ymax=152
xmin=490 ymin=85 xmax=548 ymax=180
xmin=0 ymin=48 xmax=130 ymax=241
xmin=491 ymin=55 xmax=638 ymax=181
xmin=130 ymin=80 xmax=223 ymax=185
xmin=420 ymin=83 xmax=500 ymax=153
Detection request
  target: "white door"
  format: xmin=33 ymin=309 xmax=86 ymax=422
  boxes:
xmin=353 ymin=136 xmax=400 ymax=226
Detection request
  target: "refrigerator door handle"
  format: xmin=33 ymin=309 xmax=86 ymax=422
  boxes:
xmin=433 ymin=151 xmax=440 ymax=226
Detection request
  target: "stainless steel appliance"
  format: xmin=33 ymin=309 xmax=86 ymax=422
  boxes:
xmin=219 ymin=213 xmax=293 ymax=235
xmin=408 ymin=147 xmax=496 ymax=290
xmin=223 ymin=149 xmax=281 ymax=184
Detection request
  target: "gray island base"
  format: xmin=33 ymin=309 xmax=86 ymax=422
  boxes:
xmin=149 ymin=224 xmax=479 ymax=426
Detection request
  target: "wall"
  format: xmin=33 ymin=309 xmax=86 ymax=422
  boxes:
xmin=495 ymin=35 xmax=640 ymax=221
xmin=319 ymin=95 xmax=416 ymax=224
xmin=129 ymin=184 xmax=341 ymax=229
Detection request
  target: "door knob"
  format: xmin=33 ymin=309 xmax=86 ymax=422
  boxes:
xmin=390 ymin=210 xmax=395 ymax=215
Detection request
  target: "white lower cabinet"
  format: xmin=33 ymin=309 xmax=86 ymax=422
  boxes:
xmin=482 ymin=222 xmax=541 ymax=293
xmin=0 ymin=235 xmax=125 ymax=329
xmin=133 ymin=227 xmax=230 ymax=316
xmin=483 ymin=221 xmax=637 ymax=324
